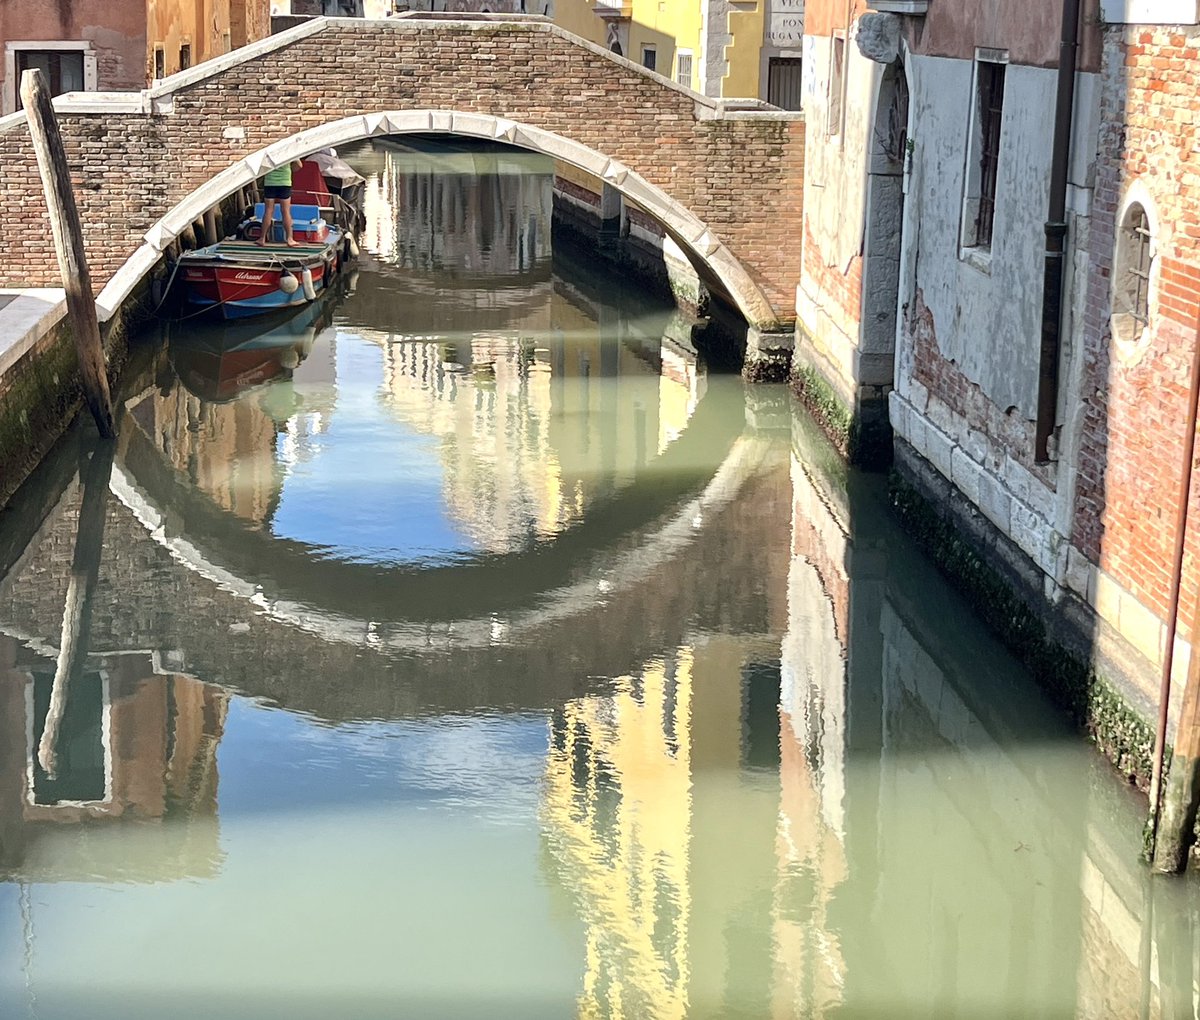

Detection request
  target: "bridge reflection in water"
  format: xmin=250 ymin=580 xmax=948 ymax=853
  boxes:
xmin=0 ymin=142 xmax=1195 ymax=1018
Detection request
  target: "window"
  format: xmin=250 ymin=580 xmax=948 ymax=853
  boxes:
xmin=768 ymin=57 xmax=803 ymax=111
xmin=5 ymin=41 xmax=97 ymax=114
xmin=14 ymin=49 xmax=83 ymax=110
xmin=827 ymin=34 xmax=845 ymax=136
xmin=675 ymin=49 xmax=693 ymax=88
xmin=642 ymin=45 xmax=656 ymax=72
xmin=179 ymin=44 xmax=192 ymax=71
xmin=1112 ymin=201 xmax=1154 ymax=345
xmin=960 ymin=52 xmax=1007 ymax=256
xmin=154 ymin=45 xmax=166 ymax=81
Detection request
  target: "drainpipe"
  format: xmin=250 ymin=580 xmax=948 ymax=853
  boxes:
xmin=1147 ymin=313 xmax=1200 ymax=869
xmin=1034 ymin=0 xmax=1083 ymax=462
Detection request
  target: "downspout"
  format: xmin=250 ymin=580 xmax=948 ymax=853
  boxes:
xmin=1034 ymin=0 xmax=1083 ymax=462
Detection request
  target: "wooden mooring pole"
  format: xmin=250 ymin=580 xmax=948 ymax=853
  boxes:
xmin=19 ymin=68 xmax=116 ymax=439
xmin=1152 ymin=601 xmax=1200 ymax=873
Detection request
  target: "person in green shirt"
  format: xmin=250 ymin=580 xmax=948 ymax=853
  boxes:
xmin=259 ymin=160 xmax=304 ymax=247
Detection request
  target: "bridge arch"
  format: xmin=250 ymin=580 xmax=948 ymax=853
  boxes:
xmin=97 ymin=111 xmax=775 ymax=327
xmin=0 ymin=16 xmax=804 ymax=337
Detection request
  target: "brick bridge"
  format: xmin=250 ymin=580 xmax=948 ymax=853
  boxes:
xmin=0 ymin=15 xmax=804 ymax=333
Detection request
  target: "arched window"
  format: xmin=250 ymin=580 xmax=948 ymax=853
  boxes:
xmin=1112 ymin=201 xmax=1153 ymax=344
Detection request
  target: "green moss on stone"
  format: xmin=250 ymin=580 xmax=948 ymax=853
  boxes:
xmin=889 ymin=471 xmax=1156 ymax=789
xmin=791 ymin=361 xmax=892 ymax=469
xmin=0 ymin=322 xmax=83 ymax=508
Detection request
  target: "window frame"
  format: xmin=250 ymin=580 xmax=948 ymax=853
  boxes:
xmin=641 ymin=44 xmax=657 ymax=73
xmin=3 ymin=40 xmax=98 ymax=116
xmin=827 ymin=32 xmax=846 ymax=138
xmin=675 ymin=49 xmax=693 ymax=89
xmin=1111 ymin=196 xmax=1157 ymax=355
xmin=959 ymin=48 xmax=1009 ymax=270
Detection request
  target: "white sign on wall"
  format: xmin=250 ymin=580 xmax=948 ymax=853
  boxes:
xmin=765 ymin=0 xmax=806 ymax=49
xmin=1098 ymin=0 xmax=1199 ymax=22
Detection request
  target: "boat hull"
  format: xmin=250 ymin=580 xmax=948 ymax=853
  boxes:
xmin=178 ymin=231 xmax=343 ymax=320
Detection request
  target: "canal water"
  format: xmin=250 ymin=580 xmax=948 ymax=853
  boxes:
xmin=1 ymin=140 xmax=1198 ymax=1018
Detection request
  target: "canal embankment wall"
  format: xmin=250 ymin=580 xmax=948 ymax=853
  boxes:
xmin=0 ymin=288 xmax=146 ymax=510
xmin=0 ymin=292 xmax=75 ymax=509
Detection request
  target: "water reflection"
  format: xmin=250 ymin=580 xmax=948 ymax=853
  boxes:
xmin=0 ymin=142 xmax=1198 ymax=1017
xmin=0 ymin=638 xmax=226 ymax=883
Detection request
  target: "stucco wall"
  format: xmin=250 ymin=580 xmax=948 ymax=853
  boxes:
xmin=912 ymin=0 xmax=1102 ymax=72
xmin=0 ymin=0 xmax=146 ymax=111
xmin=147 ymin=1 xmax=272 ymax=81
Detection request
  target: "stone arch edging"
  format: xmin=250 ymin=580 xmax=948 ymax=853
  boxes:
xmin=95 ymin=110 xmax=778 ymax=326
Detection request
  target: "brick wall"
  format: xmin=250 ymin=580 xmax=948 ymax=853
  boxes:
xmin=801 ymin=212 xmax=863 ymax=335
xmin=0 ymin=19 xmax=805 ymax=325
xmin=1072 ymin=25 xmax=1200 ymax=637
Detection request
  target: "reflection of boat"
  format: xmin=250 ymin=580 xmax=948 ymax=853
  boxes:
xmin=169 ymin=291 xmax=335 ymax=403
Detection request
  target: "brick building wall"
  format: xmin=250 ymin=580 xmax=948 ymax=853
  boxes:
xmin=1069 ymin=24 xmax=1200 ymax=669
xmin=0 ymin=19 xmax=804 ymax=328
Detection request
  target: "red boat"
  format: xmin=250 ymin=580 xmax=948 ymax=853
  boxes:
xmin=175 ymin=160 xmax=354 ymax=320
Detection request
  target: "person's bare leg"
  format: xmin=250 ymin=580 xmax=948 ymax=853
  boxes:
xmin=259 ymin=198 xmax=277 ymax=246
xmin=282 ymin=199 xmax=298 ymax=247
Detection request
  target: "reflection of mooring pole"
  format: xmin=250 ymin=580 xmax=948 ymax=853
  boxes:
xmin=38 ymin=439 xmax=115 ymax=779
xmin=19 ymin=68 xmax=116 ymax=438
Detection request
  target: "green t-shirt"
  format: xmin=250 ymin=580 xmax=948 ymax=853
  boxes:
xmin=264 ymin=164 xmax=292 ymax=187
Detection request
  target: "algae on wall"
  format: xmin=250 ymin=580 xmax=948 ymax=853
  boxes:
xmin=0 ymin=320 xmax=83 ymax=509
xmin=889 ymin=471 xmax=1156 ymax=790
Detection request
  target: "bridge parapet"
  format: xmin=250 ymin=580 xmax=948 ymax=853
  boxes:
xmin=0 ymin=16 xmax=803 ymax=330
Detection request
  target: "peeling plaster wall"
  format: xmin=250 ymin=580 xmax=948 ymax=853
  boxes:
xmin=891 ymin=52 xmax=1101 ymax=579
xmin=795 ymin=27 xmax=876 ymax=407
xmin=900 ymin=56 xmax=1097 ymax=420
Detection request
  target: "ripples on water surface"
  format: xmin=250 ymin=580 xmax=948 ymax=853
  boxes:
xmin=0 ymin=139 xmax=1197 ymax=1018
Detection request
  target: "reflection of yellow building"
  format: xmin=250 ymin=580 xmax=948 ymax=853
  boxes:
xmin=543 ymin=650 xmax=694 ymax=1020
xmin=350 ymin=139 xmax=705 ymax=554
xmin=542 ymin=636 xmax=793 ymax=1017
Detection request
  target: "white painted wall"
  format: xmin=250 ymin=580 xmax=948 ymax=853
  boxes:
xmin=1099 ymin=0 xmax=1200 ymax=23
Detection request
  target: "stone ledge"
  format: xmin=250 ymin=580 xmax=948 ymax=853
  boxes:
xmin=0 ymin=289 xmax=66 ymax=381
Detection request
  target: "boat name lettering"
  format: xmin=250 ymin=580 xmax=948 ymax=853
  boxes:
xmin=233 ymin=271 xmax=268 ymax=282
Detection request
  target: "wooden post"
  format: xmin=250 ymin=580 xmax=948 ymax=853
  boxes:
xmin=19 ymin=69 xmax=115 ymax=439
xmin=204 ymin=206 xmax=220 ymax=246
xmin=1152 ymin=602 xmax=1200 ymax=873
xmin=37 ymin=437 xmax=115 ymax=778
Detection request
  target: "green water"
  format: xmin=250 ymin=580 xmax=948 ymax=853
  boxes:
xmin=0 ymin=139 xmax=1195 ymax=1019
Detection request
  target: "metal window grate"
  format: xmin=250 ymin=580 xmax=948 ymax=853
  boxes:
xmin=1128 ymin=207 xmax=1151 ymax=326
xmin=975 ymin=61 xmax=1005 ymax=248
xmin=768 ymin=57 xmax=803 ymax=111
xmin=676 ymin=52 xmax=693 ymax=88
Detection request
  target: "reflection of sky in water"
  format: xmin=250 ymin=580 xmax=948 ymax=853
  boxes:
xmin=0 ymin=700 xmax=581 ymax=1020
xmin=270 ymin=336 xmax=476 ymax=563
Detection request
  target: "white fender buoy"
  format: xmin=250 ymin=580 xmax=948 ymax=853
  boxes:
xmin=301 ymin=267 xmax=316 ymax=300
xmin=279 ymin=272 xmax=299 ymax=295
